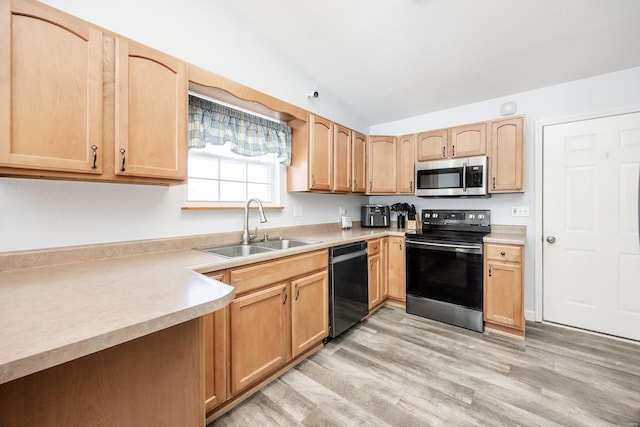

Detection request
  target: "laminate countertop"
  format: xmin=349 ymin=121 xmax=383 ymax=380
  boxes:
xmin=483 ymin=225 xmax=527 ymax=245
xmin=0 ymin=225 xmax=402 ymax=385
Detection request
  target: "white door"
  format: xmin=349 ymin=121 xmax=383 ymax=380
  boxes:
xmin=543 ymin=111 xmax=640 ymax=341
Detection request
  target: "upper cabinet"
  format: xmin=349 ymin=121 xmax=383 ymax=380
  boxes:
xmin=367 ymin=135 xmax=397 ymax=194
xmin=351 ymin=131 xmax=367 ymax=193
xmin=0 ymin=0 xmax=186 ymax=184
xmin=288 ymin=113 xmax=365 ymax=194
xmin=115 ymin=39 xmax=187 ymax=180
xmin=489 ymin=116 xmax=524 ymax=193
xmin=416 ymin=123 xmax=486 ymax=161
xmin=332 ymin=124 xmax=350 ymax=193
xmin=397 ymin=134 xmax=415 ymax=194
xmin=0 ymin=0 xmax=103 ymax=174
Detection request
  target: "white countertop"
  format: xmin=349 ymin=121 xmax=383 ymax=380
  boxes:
xmin=0 ymin=226 xmax=401 ymax=385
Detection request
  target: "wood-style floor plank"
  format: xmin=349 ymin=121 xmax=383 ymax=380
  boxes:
xmin=210 ymin=306 xmax=640 ymax=427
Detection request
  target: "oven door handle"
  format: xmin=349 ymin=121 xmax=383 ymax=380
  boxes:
xmin=406 ymin=240 xmax=482 ymax=254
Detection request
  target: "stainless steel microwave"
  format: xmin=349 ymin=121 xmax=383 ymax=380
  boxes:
xmin=415 ymin=155 xmax=488 ymax=197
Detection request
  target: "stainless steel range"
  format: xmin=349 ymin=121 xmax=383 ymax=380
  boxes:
xmin=405 ymin=209 xmax=491 ymax=332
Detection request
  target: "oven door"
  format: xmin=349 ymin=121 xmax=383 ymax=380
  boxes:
xmin=405 ymin=239 xmax=483 ymax=311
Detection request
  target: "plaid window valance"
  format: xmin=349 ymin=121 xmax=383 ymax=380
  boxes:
xmin=188 ymin=95 xmax=292 ymax=166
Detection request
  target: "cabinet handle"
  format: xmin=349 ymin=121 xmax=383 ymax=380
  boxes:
xmin=90 ymin=145 xmax=98 ymax=170
xmin=399 ymin=243 xmax=403 ymax=251
xmin=119 ymin=148 xmax=126 ymax=171
xmin=492 ymin=177 xmax=496 ymax=189
xmin=369 ymin=181 xmax=373 ymax=192
xmin=452 ymin=145 xmax=456 ymax=157
xmin=311 ymin=174 xmax=316 ymax=187
xmin=501 ymin=251 xmax=506 ymax=256
xmin=442 ymin=146 xmax=446 ymax=158
xmin=282 ymin=286 xmax=287 ymax=305
xmin=410 ymin=181 xmax=413 ymax=192
xmin=353 ymin=179 xmax=357 ymax=189
xmin=488 ymin=264 xmax=492 ymax=277
xmin=294 ymin=284 xmax=300 ymax=301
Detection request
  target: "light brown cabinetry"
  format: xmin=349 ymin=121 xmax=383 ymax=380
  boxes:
xmin=351 ymin=131 xmax=367 ymax=193
xmin=227 ymin=250 xmax=328 ymax=396
xmin=450 ymin=122 xmax=487 ymax=158
xmin=203 ymin=271 xmax=229 ymax=412
xmin=416 ymin=123 xmax=487 ymax=161
xmin=387 ymin=236 xmax=406 ymax=302
xmin=0 ymin=0 xmax=187 ymax=183
xmin=368 ymin=238 xmax=382 ymax=309
xmin=229 ymin=283 xmax=289 ymax=394
xmin=332 ymin=124 xmax=351 ymax=192
xmin=489 ymin=116 xmax=524 ymax=193
xmin=308 ymin=114 xmax=333 ymax=191
xmin=289 ymin=114 xmax=365 ymax=194
xmin=397 ymin=134 xmax=416 ymax=194
xmin=115 ymin=39 xmax=187 ymax=179
xmin=484 ymin=243 xmax=524 ymax=338
xmin=0 ymin=0 xmax=103 ymax=174
xmin=367 ymin=136 xmax=398 ymax=194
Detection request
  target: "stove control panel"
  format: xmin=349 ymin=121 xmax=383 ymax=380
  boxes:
xmin=421 ymin=209 xmax=491 ymax=227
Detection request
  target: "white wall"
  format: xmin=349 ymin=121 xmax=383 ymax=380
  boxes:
xmin=370 ymin=66 xmax=640 ymax=318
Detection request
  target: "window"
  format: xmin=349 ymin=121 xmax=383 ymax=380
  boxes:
xmin=186 ymin=94 xmax=291 ymax=206
xmin=187 ymin=144 xmax=280 ymax=204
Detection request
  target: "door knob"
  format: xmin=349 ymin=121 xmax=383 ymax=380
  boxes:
xmin=546 ymin=236 xmax=556 ymax=244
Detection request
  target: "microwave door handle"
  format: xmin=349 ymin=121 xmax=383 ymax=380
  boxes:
xmin=384 ymin=215 xmax=388 ymax=226
xmin=462 ymin=162 xmax=467 ymax=192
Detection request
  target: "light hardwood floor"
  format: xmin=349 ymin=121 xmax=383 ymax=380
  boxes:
xmin=210 ymin=305 xmax=640 ymax=426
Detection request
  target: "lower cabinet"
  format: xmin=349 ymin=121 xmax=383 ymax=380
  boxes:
xmin=483 ymin=243 xmax=524 ymax=338
xmin=387 ymin=236 xmax=406 ymax=302
xmin=367 ymin=238 xmax=382 ymax=309
xmin=204 ymin=250 xmax=328 ymax=416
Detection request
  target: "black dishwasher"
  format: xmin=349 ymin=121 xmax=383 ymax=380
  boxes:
xmin=327 ymin=241 xmax=369 ymax=340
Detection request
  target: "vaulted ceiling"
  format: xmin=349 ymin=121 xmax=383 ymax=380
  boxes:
xmin=225 ymin=0 xmax=640 ymax=125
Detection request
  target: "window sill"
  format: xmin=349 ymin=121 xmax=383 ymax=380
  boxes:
xmin=181 ymin=204 xmax=285 ymax=211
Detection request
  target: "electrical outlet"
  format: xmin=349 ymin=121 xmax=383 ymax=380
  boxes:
xmin=511 ymin=206 xmax=530 ymax=217
xmin=339 ymin=205 xmax=346 ymax=215
xmin=293 ymin=205 xmax=303 ymax=217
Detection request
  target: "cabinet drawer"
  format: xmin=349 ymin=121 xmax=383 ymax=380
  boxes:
xmin=485 ymin=244 xmax=522 ymax=263
xmin=231 ymin=250 xmax=328 ymax=295
xmin=367 ymin=239 xmax=380 ymax=256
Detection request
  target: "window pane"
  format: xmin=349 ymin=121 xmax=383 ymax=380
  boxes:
xmin=188 ymin=178 xmax=219 ymax=201
xmin=220 ymin=159 xmax=246 ymax=181
xmin=188 ymin=152 xmax=219 ymax=179
xmin=247 ymin=183 xmax=271 ymax=202
xmin=248 ymin=163 xmax=271 ymax=184
xmin=220 ymin=181 xmax=246 ymax=202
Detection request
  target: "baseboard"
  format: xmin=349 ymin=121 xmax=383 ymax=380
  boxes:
xmin=525 ymin=309 xmax=535 ymax=321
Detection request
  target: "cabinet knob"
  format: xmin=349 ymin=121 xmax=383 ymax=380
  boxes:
xmin=500 ymin=251 xmax=506 ymax=256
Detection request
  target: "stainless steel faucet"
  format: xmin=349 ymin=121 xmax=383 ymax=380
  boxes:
xmin=242 ymin=197 xmax=267 ymax=244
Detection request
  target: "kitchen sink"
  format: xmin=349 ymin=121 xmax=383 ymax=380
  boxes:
xmin=254 ymin=237 xmax=320 ymax=250
xmin=197 ymin=237 xmax=321 ymax=258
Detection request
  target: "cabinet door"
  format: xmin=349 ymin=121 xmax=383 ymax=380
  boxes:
xmin=484 ymin=261 xmax=523 ymax=329
xmin=368 ymin=254 xmax=381 ymax=309
xmin=0 ymin=0 xmax=102 ymax=173
xmin=308 ymin=114 xmax=332 ymax=191
xmin=367 ymin=136 xmax=397 ymax=194
xmin=380 ymin=237 xmax=389 ymax=300
xmin=397 ymin=134 xmax=416 ymax=194
xmin=203 ymin=271 xmax=228 ymax=412
xmin=351 ymin=131 xmax=367 ymax=193
xmin=332 ymin=124 xmax=351 ymax=193
xmin=490 ymin=116 xmax=524 ymax=193
xmin=416 ymin=129 xmax=448 ymax=161
xmin=450 ymin=123 xmax=486 ymax=158
xmin=291 ymin=271 xmax=328 ymax=357
xmin=229 ymin=284 xmax=288 ymax=395
xmin=387 ymin=236 xmax=406 ymax=302
xmin=115 ymin=39 xmax=186 ymax=179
